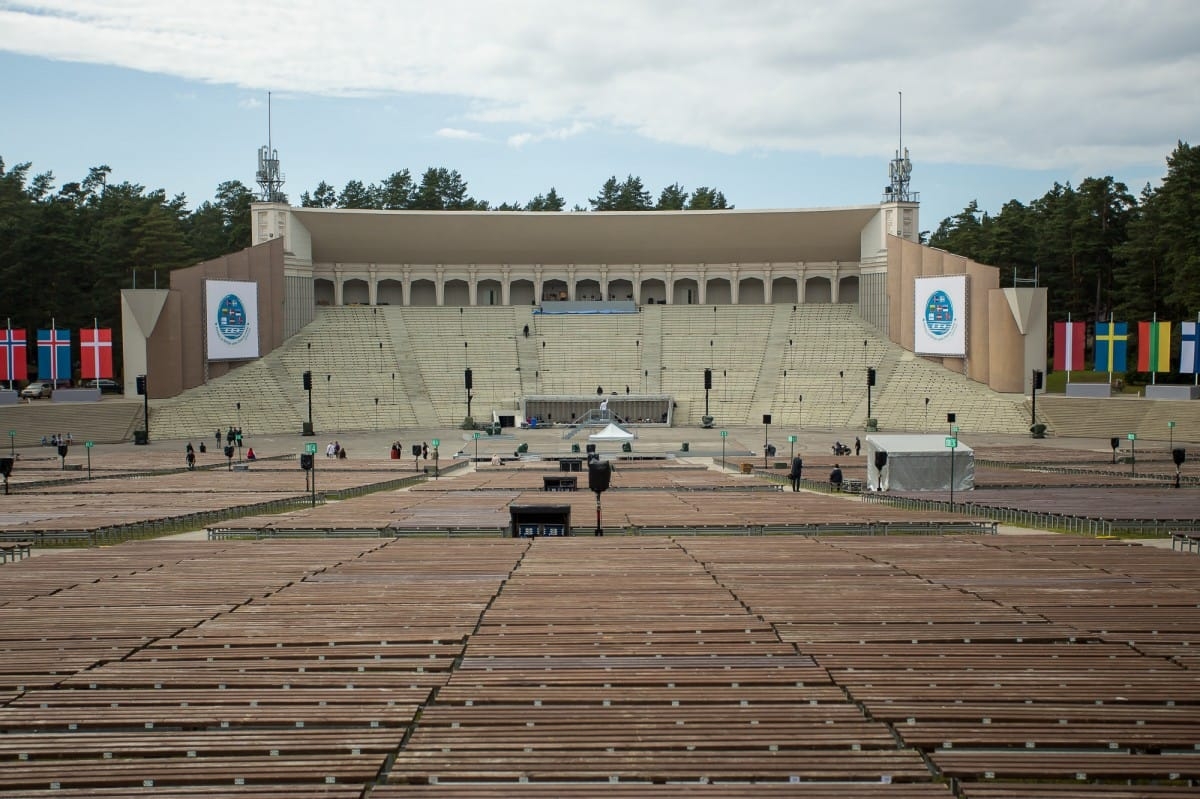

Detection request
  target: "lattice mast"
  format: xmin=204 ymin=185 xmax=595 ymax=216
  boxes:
xmin=255 ymin=92 xmax=286 ymax=203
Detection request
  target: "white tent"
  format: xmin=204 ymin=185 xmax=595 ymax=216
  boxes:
xmin=588 ymin=422 xmax=636 ymax=441
xmin=865 ymin=434 xmax=974 ymax=492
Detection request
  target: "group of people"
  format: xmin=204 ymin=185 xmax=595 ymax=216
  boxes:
xmin=41 ymin=432 xmax=73 ymax=447
xmin=831 ymin=438 xmax=861 ymax=457
xmin=325 ymin=441 xmax=347 ymax=459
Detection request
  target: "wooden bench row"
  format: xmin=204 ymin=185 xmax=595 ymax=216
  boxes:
xmin=0 ymin=541 xmax=32 ymax=563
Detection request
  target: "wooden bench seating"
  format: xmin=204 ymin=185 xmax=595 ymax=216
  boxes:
xmin=0 ymin=754 xmax=384 ymax=791
xmin=0 ymin=541 xmax=32 ymax=563
xmin=372 ymin=785 xmax=953 ymax=798
xmin=932 ymin=750 xmax=1200 ymax=780
xmin=388 ymin=748 xmax=932 ymax=784
xmin=1171 ymin=530 xmax=1200 ymax=552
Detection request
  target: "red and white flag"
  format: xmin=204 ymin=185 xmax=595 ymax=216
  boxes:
xmin=0 ymin=324 xmax=27 ymax=383
xmin=1052 ymin=320 xmax=1085 ymax=372
xmin=80 ymin=325 xmax=114 ymax=380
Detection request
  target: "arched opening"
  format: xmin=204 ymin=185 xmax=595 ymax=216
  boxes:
xmin=706 ymin=278 xmax=732 ymax=305
xmin=343 ymin=279 xmax=369 ymax=305
xmin=673 ymin=278 xmax=699 ymax=305
xmin=542 ymin=279 xmax=568 ymax=302
xmin=805 ymin=276 xmax=833 ymax=303
xmin=772 ymin=277 xmax=798 ymax=304
xmin=641 ymin=278 xmax=666 ymax=305
xmin=576 ymin=278 xmax=601 ymax=301
xmin=608 ymin=278 xmax=633 ymax=301
xmin=377 ymin=279 xmax=403 ymax=306
xmin=410 ymin=279 xmax=437 ymax=306
xmin=478 ymin=279 xmax=502 ymax=306
xmin=838 ymin=275 xmax=860 ymax=304
xmin=738 ymin=277 xmax=765 ymax=304
xmin=314 ymin=278 xmax=335 ymax=306
xmin=444 ymin=279 xmax=470 ymax=306
xmin=511 ymin=279 xmax=535 ymax=306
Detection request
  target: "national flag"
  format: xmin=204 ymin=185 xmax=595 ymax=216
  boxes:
xmin=1182 ymin=322 xmax=1199 ymax=375
xmin=37 ymin=328 xmax=71 ymax=382
xmin=80 ymin=326 xmax=114 ymax=380
xmin=1137 ymin=320 xmax=1171 ymax=373
xmin=0 ymin=327 xmax=27 ymax=382
xmin=1052 ymin=321 xmax=1085 ymax=371
xmin=1093 ymin=321 xmax=1128 ymax=373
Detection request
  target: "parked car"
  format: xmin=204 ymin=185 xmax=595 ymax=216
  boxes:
xmin=20 ymin=381 xmax=53 ymax=399
xmin=90 ymin=378 xmax=122 ymax=393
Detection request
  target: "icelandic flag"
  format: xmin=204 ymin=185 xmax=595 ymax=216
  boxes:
xmin=1137 ymin=320 xmax=1171 ymax=373
xmin=37 ymin=328 xmax=72 ymax=382
xmin=1093 ymin=322 xmax=1128 ymax=373
xmin=1052 ymin=321 xmax=1085 ymax=371
xmin=0 ymin=327 xmax=27 ymax=382
xmin=1182 ymin=322 xmax=1199 ymax=375
xmin=80 ymin=326 xmax=114 ymax=380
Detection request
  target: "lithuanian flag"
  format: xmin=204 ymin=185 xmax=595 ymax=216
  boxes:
xmin=1137 ymin=320 xmax=1171 ymax=373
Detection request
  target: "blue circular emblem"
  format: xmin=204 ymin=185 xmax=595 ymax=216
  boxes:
xmin=215 ymin=294 xmax=250 ymax=345
xmin=923 ymin=289 xmax=955 ymax=339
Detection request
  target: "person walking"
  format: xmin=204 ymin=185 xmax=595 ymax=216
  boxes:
xmin=854 ymin=437 xmax=861 ymax=456
xmin=830 ymin=463 xmax=843 ymax=492
xmin=788 ymin=456 xmax=803 ymax=492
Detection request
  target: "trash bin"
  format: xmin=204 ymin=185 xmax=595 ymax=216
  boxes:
xmin=571 ymin=443 xmax=580 ymax=453
xmin=680 ymin=442 xmax=689 ymax=452
xmin=740 ymin=462 xmax=752 ymax=474
xmin=133 ymin=430 xmax=148 ymax=446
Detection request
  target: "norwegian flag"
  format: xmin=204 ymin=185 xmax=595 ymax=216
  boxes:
xmin=80 ymin=325 xmax=114 ymax=380
xmin=37 ymin=328 xmax=72 ymax=382
xmin=0 ymin=326 xmax=27 ymax=383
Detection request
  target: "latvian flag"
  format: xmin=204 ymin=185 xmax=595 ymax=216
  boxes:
xmin=80 ymin=326 xmax=114 ymax=380
xmin=1052 ymin=320 xmax=1085 ymax=372
xmin=37 ymin=328 xmax=72 ymax=382
xmin=1182 ymin=322 xmax=1199 ymax=375
xmin=0 ymin=327 xmax=27 ymax=382
xmin=1137 ymin=320 xmax=1171 ymax=373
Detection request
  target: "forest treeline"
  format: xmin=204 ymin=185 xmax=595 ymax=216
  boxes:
xmin=0 ymin=142 xmax=1196 ymax=345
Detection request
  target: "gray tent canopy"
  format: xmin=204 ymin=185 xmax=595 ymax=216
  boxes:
xmin=865 ymin=434 xmax=974 ymax=492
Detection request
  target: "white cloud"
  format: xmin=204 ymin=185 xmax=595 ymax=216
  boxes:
xmin=507 ymin=122 xmax=590 ymax=149
xmin=238 ymin=97 xmax=262 ymax=110
xmin=0 ymin=0 xmax=1197 ymax=172
xmin=435 ymin=127 xmax=483 ymax=141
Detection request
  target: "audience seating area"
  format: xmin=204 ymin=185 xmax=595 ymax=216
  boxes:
xmin=138 ymin=304 xmax=1042 ymax=440
xmin=2 ymin=533 xmax=1198 ymax=794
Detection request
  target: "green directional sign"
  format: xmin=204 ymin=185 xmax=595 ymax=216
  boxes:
xmin=432 ymin=438 xmax=440 ymax=448
xmin=720 ymin=430 xmax=728 ymax=438
xmin=945 ymin=437 xmax=958 ymax=449
xmin=305 ymin=442 xmax=318 ymax=455
xmin=1127 ymin=433 xmax=1137 ymax=441
xmin=1168 ymin=421 xmax=1176 ymax=429
xmin=951 ymin=425 xmax=960 ymax=434
xmin=473 ymin=432 xmax=481 ymax=439
xmin=787 ymin=435 xmax=796 ymax=443
xmin=85 ymin=441 xmax=94 ymax=449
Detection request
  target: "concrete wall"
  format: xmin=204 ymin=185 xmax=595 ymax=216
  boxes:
xmin=884 ymin=235 xmax=1038 ymax=393
xmin=130 ymin=239 xmax=285 ymax=398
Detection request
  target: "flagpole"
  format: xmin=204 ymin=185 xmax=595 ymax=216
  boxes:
xmin=5 ymin=318 xmax=10 ymax=392
xmin=1151 ymin=312 xmax=1157 ymax=386
xmin=93 ymin=318 xmax=100 ymax=389
xmin=51 ymin=317 xmax=57 ymax=390
xmin=1108 ymin=311 xmax=1114 ymax=387
xmin=1070 ymin=311 xmax=1080 ymax=383
xmin=1195 ymin=311 xmax=1199 ymax=388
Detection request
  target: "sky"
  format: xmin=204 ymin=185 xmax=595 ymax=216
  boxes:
xmin=1 ymin=1 xmax=1197 ymax=232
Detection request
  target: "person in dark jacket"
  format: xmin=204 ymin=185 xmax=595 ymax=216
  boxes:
xmin=788 ymin=456 xmax=803 ymax=492
xmin=830 ymin=464 xmax=843 ymax=492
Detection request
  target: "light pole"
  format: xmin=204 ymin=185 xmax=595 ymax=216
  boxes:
xmin=763 ymin=414 xmax=771 ymax=469
xmin=720 ymin=430 xmax=727 ymax=471
xmin=924 ymin=397 xmax=929 ymax=432
xmin=1169 ymin=420 xmax=1176 ymax=452
xmin=798 ymin=395 xmax=803 ymax=429
xmin=839 ymin=370 xmax=844 ymax=403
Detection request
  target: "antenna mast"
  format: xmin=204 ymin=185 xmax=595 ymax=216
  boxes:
xmin=256 ymin=91 xmax=286 ymax=203
xmin=884 ymin=91 xmax=917 ymax=203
